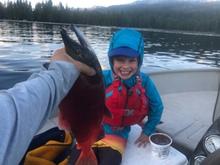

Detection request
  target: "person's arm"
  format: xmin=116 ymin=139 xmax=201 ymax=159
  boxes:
xmin=143 ymin=76 xmax=163 ymax=135
xmin=135 ymin=73 xmax=163 ymax=147
xmin=0 ymin=48 xmax=95 ymax=165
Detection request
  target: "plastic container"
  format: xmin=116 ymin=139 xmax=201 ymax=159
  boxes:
xmin=149 ymin=133 xmax=172 ymax=159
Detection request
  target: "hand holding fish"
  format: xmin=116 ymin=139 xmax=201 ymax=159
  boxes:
xmin=52 ymin=48 xmax=96 ymax=76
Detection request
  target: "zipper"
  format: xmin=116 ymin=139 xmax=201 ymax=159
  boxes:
xmin=121 ymin=87 xmax=131 ymax=126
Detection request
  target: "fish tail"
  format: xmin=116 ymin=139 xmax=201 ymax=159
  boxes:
xmin=75 ymin=148 xmax=98 ymax=165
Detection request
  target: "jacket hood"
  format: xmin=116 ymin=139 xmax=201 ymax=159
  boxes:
xmin=108 ymin=28 xmax=144 ymax=71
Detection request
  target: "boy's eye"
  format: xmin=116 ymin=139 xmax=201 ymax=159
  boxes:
xmin=115 ymin=57 xmax=126 ymax=62
xmin=114 ymin=57 xmax=138 ymax=63
xmin=129 ymin=58 xmax=138 ymax=62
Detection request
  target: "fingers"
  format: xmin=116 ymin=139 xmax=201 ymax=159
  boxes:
xmin=135 ymin=133 xmax=149 ymax=148
xmin=135 ymin=137 xmax=148 ymax=148
xmin=73 ymin=60 xmax=96 ymax=76
xmin=54 ymin=48 xmax=65 ymax=54
xmin=51 ymin=48 xmax=69 ymax=61
xmin=51 ymin=48 xmax=96 ymax=76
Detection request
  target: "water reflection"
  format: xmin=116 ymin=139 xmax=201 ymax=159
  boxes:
xmin=0 ymin=20 xmax=219 ymax=88
xmin=142 ymin=30 xmax=220 ymax=67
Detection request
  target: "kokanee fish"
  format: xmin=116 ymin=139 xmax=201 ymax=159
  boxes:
xmin=59 ymin=26 xmax=111 ymax=165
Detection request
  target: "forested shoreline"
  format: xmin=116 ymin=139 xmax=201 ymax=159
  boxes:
xmin=0 ymin=0 xmax=220 ymax=33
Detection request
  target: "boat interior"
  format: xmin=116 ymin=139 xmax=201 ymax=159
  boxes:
xmin=149 ymin=68 xmax=220 ymax=158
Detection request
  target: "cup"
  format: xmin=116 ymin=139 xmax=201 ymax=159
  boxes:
xmin=149 ymin=133 xmax=172 ymax=159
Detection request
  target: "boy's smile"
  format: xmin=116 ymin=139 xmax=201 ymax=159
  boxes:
xmin=113 ymin=56 xmax=138 ymax=80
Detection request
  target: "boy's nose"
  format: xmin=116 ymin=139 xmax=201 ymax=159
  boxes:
xmin=122 ymin=63 xmax=130 ymax=68
xmin=121 ymin=61 xmax=130 ymax=67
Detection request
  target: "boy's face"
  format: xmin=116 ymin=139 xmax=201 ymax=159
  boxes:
xmin=113 ymin=56 xmax=138 ymax=80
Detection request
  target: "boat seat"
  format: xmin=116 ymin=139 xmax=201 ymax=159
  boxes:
xmin=157 ymin=91 xmax=217 ymax=156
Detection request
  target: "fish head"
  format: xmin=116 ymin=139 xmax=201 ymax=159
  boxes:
xmin=60 ymin=28 xmax=82 ymax=56
xmin=60 ymin=25 xmax=102 ymax=76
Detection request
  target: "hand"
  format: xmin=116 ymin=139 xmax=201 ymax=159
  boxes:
xmin=51 ymin=48 xmax=96 ymax=76
xmin=134 ymin=132 xmax=149 ymax=148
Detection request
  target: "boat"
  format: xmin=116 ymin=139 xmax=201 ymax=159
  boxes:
xmin=38 ymin=67 xmax=220 ymax=164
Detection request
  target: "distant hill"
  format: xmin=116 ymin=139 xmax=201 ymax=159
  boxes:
xmin=88 ymin=0 xmax=220 ymax=33
xmin=1 ymin=0 xmax=220 ymax=33
xmin=90 ymin=0 xmax=220 ymax=13
xmin=133 ymin=0 xmax=219 ymax=4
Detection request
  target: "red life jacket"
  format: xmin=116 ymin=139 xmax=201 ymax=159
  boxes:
xmin=104 ymin=75 xmax=149 ymax=127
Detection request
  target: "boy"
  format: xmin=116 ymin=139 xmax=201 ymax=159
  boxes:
xmin=92 ymin=28 xmax=164 ymax=165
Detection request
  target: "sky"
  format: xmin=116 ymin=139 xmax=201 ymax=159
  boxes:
xmin=0 ymin=0 xmax=137 ymax=8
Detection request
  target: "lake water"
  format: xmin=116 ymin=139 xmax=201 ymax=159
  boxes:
xmin=0 ymin=20 xmax=220 ymax=89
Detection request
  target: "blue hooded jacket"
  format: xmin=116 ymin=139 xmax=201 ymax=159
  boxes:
xmin=102 ymin=28 xmax=163 ymax=139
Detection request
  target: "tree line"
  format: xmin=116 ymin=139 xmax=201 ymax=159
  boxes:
xmin=0 ymin=0 xmax=220 ymax=33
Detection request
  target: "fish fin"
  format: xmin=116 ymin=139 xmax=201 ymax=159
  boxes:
xmin=75 ymin=149 xmax=98 ymax=165
xmin=104 ymin=105 xmax=112 ymax=118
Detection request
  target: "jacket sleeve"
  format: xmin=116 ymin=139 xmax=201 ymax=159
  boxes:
xmin=102 ymin=70 xmax=113 ymax=88
xmin=141 ymin=73 xmax=163 ymax=136
xmin=0 ymin=61 xmax=79 ymax=165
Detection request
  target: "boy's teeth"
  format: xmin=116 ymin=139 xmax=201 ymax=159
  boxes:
xmin=121 ymin=71 xmax=129 ymax=75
